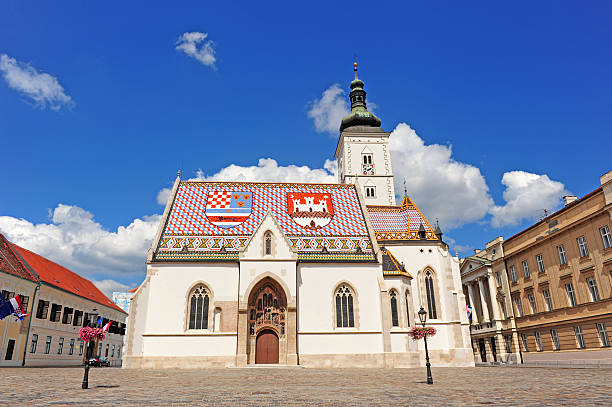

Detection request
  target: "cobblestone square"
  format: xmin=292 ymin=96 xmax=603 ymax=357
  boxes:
xmin=1 ymin=366 xmax=611 ymax=406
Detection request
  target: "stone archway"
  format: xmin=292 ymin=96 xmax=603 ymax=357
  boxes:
xmin=246 ymin=278 xmax=287 ymax=365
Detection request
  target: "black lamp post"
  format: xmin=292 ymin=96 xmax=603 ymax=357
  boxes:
xmin=418 ymin=307 xmax=434 ymax=385
xmin=82 ymin=308 xmax=98 ymax=390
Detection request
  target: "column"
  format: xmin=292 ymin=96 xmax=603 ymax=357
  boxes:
xmin=478 ymin=278 xmax=490 ymax=322
xmin=487 ymin=272 xmax=502 ymax=322
xmin=466 ymin=283 xmax=479 ymax=324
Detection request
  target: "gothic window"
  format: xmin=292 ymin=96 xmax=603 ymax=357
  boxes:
xmin=390 ymin=290 xmax=399 ymax=327
xmin=188 ymin=285 xmax=210 ymax=330
xmin=425 ymin=270 xmax=438 ymax=319
xmin=405 ymin=291 xmax=411 ymax=326
xmin=264 ymin=231 xmax=272 ymax=255
xmin=249 ymin=283 xmax=285 ymax=337
xmin=335 ymin=284 xmax=355 ymax=328
xmin=362 ymin=154 xmax=372 ymax=165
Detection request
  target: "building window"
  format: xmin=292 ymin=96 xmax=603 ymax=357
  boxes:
xmin=535 ymin=332 xmax=543 ymax=351
xmin=79 ymin=340 xmax=84 ymax=356
xmin=600 ymin=225 xmax=612 ymax=249
xmin=577 ymin=236 xmax=589 ymax=258
xmin=264 ymin=231 xmax=272 ymax=255
xmin=515 ymin=297 xmax=524 ymax=317
xmin=118 ymin=348 xmax=121 ymax=359
xmin=73 ymin=310 xmax=83 ymax=326
xmin=557 ymin=245 xmax=567 ymax=265
xmin=574 ymin=326 xmax=586 ymax=349
xmin=30 ymin=334 xmax=38 ymax=353
xmin=504 ymin=335 xmax=512 ymax=353
xmin=565 ymin=283 xmax=577 ymax=307
xmin=19 ymin=295 xmax=29 ymax=313
xmin=112 ymin=345 xmax=115 ymax=358
xmin=98 ymin=343 xmax=102 ymax=357
xmin=49 ymin=304 xmax=62 ymax=322
xmin=405 ymin=291 xmax=411 ymax=326
xmin=365 ymin=186 xmax=376 ymax=198
xmin=58 ymin=337 xmax=64 ymax=354
xmin=105 ymin=344 xmax=109 ymax=357
xmin=500 ymin=299 xmax=507 ymax=319
xmin=536 ymin=254 xmax=545 ymax=273
xmin=528 ymin=293 xmax=537 ymax=314
xmin=522 ymin=260 xmax=530 ymax=278
xmin=69 ymin=339 xmax=75 ymax=355
xmin=551 ymin=329 xmax=560 ymax=350
xmin=596 ymin=323 xmax=610 ymax=347
xmin=424 ymin=271 xmax=437 ymax=319
xmin=495 ymin=271 xmax=502 ymax=287
xmin=543 ymin=289 xmax=553 ymax=311
xmin=390 ymin=290 xmax=399 ymax=327
xmin=510 ymin=266 xmax=517 ymax=283
xmin=36 ymin=300 xmax=49 ymax=319
xmin=335 ymin=284 xmax=355 ymax=328
xmin=44 ymin=336 xmax=52 ymax=354
xmin=362 ymin=154 xmax=372 ymax=165
xmin=521 ymin=333 xmax=529 ymax=352
xmin=188 ymin=285 xmax=210 ymax=330
xmin=587 ymin=277 xmax=600 ymax=302
xmin=62 ymin=307 xmax=73 ymax=324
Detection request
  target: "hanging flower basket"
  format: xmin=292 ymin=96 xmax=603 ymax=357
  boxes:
xmin=408 ymin=326 xmax=436 ymax=340
xmin=79 ymin=326 xmax=106 ymax=342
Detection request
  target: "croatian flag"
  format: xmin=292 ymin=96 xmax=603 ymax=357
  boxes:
xmin=102 ymin=320 xmax=113 ymax=333
xmin=0 ymin=295 xmax=29 ymax=321
xmin=97 ymin=316 xmax=103 ymax=327
xmin=466 ymin=304 xmax=473 ymax=322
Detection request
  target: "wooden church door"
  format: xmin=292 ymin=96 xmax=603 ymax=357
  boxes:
xmin=255 ymin=330 xmax=279 ymax=364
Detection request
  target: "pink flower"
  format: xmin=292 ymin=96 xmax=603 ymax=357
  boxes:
xmin=408 ymin=326 xmax=437 ymax=340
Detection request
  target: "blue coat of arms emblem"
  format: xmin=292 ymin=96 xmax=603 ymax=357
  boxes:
xmin=205 ymin=191 xmax=252 ymax=229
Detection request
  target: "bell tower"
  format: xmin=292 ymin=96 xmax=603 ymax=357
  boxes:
xmin=335 ymin=62 xmax=396 ymax=206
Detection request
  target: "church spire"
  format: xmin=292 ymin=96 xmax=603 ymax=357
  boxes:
xmin=340 ymin=61 xmax=382 ymax=131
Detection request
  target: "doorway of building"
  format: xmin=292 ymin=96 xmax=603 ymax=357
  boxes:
xmin=255 ymin=329 xmax=279 ymax=364
xmin=478 ymin=338 xmax=487 ymax=362
xmin=490 ymin=337 xmax=497 ymax=362
xmin=4 ymin=339 xmax=15 ymax=360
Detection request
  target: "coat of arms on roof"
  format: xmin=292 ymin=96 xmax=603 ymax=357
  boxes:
xmin=205 ymin=190 xmax=252 ymax=229
xmin=287 ymin=192 xmax=334 ymax=231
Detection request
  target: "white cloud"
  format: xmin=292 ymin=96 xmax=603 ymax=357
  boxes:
xmin=0 ymin=204 xmax=160 ymax=280
xmin=0 ymin=54 xmax=73 ymax=110
xmin=157 ymin=158 xmax=338 ymax=205
xmin=307 ymin=84 xmax=349 ymax=134
xmin=176 ymin=32 xmax=216 ymax=68
xmin=389 ymin=123 xmax=494 ymax=229
xmin=93 ymin=279 xmax=132 ymax=299
xmin=489 ymin=171 xmax=567 ymax=227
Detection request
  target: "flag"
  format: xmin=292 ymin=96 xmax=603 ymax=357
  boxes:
xmin=466 ymin=304 xmax=473 ymax=322
xmin=102 ymin=320 xmax=113 ymax=333
xmin=97 ymin=316 xmax=103 ymax=327
xmin=0 ymin=294 xmax=29 ymax=321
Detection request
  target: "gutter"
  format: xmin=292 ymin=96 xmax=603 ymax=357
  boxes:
xmin=21 ymin=281 xmax=41 ymax=366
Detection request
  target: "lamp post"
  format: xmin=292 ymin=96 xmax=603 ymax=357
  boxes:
xmin=82 ymin=308 xmax=98 ymax=390
xmin=418 ymin=307 xmax=433 ymax=385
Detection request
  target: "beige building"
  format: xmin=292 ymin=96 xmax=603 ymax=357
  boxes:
xmin=0 ymin=234 xmax=38 ymax=366
xmin=503 ymin=170 xmax=612 ymax=364
xmin=460 ymin=237 xmax=521 ymax=364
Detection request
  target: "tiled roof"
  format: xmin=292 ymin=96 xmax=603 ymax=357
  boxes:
xmin=380 ymin=247 xmax=412 ymax=278
xmin=155 ymin=181 xmax=375 ymax=262
xmin=11 ymin=244 xmax=127 ymax=314
xmin=0 ymin=233 xmax=38 ymax=282
xmin=366 ymin=196 xmax=437 ymax=241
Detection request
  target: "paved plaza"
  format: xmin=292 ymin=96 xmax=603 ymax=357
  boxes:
xmin=1 ymin=366 xmax=611 ymax=406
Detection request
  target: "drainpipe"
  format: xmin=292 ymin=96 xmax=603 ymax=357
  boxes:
xmin=503 ymin=257 xmax=523 ymax=365
xmin=22 ymin=282 xmax=41 ymax=366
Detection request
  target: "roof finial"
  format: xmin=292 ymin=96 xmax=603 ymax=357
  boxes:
xmin=177 ymin=170 xmax=181 ymax=178
xmin=403 ymin=178 xmax=408 ymax=198
xmin=353 ymin=61 xmax=358 ymax=80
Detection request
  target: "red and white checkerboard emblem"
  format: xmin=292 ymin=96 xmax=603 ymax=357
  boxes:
xmin=287 ymin=192 xmax=334 ymax=230
xmin=205 ymin=190 xmax=252 ymax=229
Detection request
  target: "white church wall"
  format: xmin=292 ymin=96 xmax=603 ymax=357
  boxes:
xmin=142 ymin=334 xmax=236 ymax=357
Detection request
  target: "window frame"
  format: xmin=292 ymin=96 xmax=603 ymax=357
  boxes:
xmin=557 ymin=245 xmax=568 ymax=265
xmin=424 ymin=270 xmax=437 ymax=320
xmin=596 ymin=323 xmax=610 ymax=347
xmin=600 ymin=225 xmax=612 ymax=249
xmin=522 ymin=260 xmax=530 ymax=278
xmin=365 ymin=186 xmax=376 ymax=198
xmin=515 ymin=297 xmax=524 ymax=317
xmin=550 ymin=329 xmax=560 ymax=350
xmin=44 ymin=336 xmax=52 ymax=354
xmin=528 ymin=293 xmax=537 ymax=314
xmin=69 ymin=339 xmax=75 ymax=355
xmin=187 ymin=284 xmax=212 ymax=330
xmin=535 ymin=331 xmax=543 ymax=351
xmin=389 ymin=290 xmax=399 ymax=327
xmin=574 ymin=326 xmax=586 ymax=349
xmin=577 ymin=236 xmax=589 ymax=258
xmin=510 ymin=266 xmax=517 ymax=283
xmin=335 ymin=283 xmax=356 ymax=328
xmin=565 ymin=283 xmax=577 ymax=307
xmin=587 ymin=277 xmax=600 ymax=302
xmin=536 ymin=254 xmax=545 ymax=273
xmin=30 ymin=334 xmax=38 ymax=353
xmin=264 ymin=231 xmax=273 ymax=256
xmin=521 ymin=333 xmax=529 ymax=352
xmin=543 ymin=289 xmax=553 ymax=311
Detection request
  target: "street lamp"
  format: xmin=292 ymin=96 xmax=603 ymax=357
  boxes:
xmin=418 ymin=307 xmax=433 ymax=385
xmin=82 ymin=308 xmax=98 ymax=390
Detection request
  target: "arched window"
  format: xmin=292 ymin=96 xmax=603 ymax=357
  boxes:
xmin=405 ymin=290 xmax=411 ymax=326
xmin=425 ymin=271 xmax=437 ymax=319
xmin=188 ymin=285 xmax=210 ymax=330
xmin=335 ymin=284 xmax=355 ymax=328
xmin=390 ymin=290 xmax=399 ymax=327
xmin=264 ymin=231 xmax=272 ymax=255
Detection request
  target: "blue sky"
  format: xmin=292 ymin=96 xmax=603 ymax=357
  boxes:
xmin=1 ymin=1 xmax=610 ymax=295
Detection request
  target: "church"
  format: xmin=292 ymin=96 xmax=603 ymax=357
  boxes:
xmin=124 ymin=64 xmax=474 ymax=368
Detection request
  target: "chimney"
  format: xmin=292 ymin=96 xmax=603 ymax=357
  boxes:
xmin=563 ymin=195 xmax=577 ymax=206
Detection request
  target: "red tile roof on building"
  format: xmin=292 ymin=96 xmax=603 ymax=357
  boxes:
xmin=0 ymin=233 xmax=38 ymax=282
xmin=11 ymin=244 xmax=126 ymax=314
xmin=366 ymin=196 xmax=438 ymax=241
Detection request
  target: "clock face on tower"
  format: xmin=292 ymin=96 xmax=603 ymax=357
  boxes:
xmin=362 ymin=164 xmax=374 ymax=175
